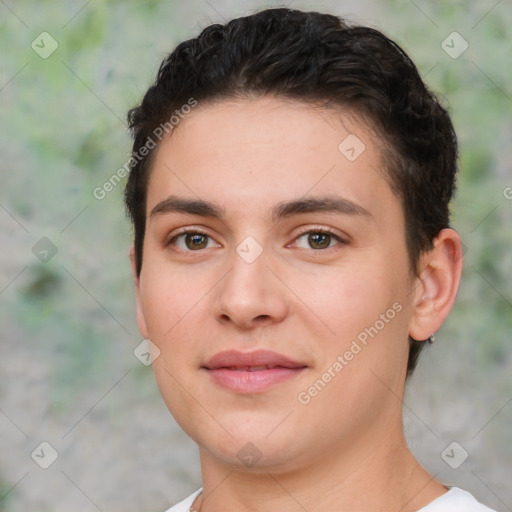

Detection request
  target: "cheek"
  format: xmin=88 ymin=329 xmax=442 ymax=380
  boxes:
xmin=138 ymin=262 xmax=213 ymax=376
xmin=289 ymin=257 xmax=411 ymax=391
xmin=291 ymin=260 xmax=404 ymax=338
xmin=139 ymin=268 xmax=205 ymax=414
xmin=139 ymin=265 xmax=196 ymax=342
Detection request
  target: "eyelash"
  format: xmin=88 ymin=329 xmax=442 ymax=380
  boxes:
xmin=166 ymin=226 xmax=346 ymax=252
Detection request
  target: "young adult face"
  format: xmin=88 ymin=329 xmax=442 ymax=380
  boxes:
xmin=131 ymin=96 xmax=461 ymax=475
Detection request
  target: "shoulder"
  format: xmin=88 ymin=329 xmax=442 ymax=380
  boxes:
xmin=163 ymin=488 xmax=203 ymax=512
xmin=419 ymin=486 xmax=497 ymax=511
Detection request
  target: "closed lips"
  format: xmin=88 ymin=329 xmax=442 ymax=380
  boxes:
xmin=203 ymin=350 xmax=308 ymax=371
xmin=203 ymin=350 xmax=308 ymax=393
xmin=226 ymin=365 xmax=296 ymax=371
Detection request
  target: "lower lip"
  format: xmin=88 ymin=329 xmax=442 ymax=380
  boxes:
xmin=205 ymin=367 xmax=306 ymax=393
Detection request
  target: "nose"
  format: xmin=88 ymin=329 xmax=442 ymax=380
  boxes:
xmin=213 ymin=241 xmax=289 ymax=330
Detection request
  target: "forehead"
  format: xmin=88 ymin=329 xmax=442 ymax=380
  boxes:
xmin=146 ymin=96 xmax=398 ymax=223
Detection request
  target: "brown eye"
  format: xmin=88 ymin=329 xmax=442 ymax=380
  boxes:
xmin=307 ymin=232 xmax=331 ymax=249
xmin=168 ymin=231 xmax=217 ymax=251
xmin=184 ymin=233 xmax=209 ymax=250
xmin=295 ymin=230 xmax=344 ymax=250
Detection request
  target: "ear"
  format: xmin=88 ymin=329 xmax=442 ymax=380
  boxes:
xmin=408 ymin=228 xmax=463 ymax=341
xmin=129 ymin=245 xmax=149 ymax=339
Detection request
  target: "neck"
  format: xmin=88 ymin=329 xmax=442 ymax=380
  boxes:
xmin=194 ymin=419 xmax=446 ymax=512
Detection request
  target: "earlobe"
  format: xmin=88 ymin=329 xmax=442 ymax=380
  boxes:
xmin=408 ymin=229 xmax=463 ymax=342
xmin=129 ymin=245 xmax=149 ymax=339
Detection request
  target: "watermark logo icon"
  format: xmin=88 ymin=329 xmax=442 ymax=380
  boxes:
xmin=236 ymin=236 xmax=263 ymax=264
xmin=134 ymin=339 xmax=161 ymax=366
xmin=441 ymin=441 xmax=469 ymax=469
xmin=31 ymin=441 xmax=59 ymax=469
xmin=237 ymin=442 xmax=262 ymax=468
xmin=338 ymin=134 xmax=366 ymax=161
xmin=32 ymin=237 xmax=58 ymax=263
xmin=441 ymin=32 xmax=468 ymax=59
xmin=31 ymin=32 xmax=59 ymax=59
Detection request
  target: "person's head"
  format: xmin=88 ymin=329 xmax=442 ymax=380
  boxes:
xmin=125 ymin=8 xmax=462 ymax=470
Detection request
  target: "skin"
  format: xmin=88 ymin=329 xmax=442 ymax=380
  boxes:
xmin=130 ymin=96 xmax=463 ymax=511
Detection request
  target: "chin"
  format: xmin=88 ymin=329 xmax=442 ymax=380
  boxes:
xmin=199 ymin=435 xmax=305 ymax=473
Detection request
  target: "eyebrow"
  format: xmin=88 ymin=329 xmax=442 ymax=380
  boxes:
xmin=149 ymin=194 xmax=372 ymax=222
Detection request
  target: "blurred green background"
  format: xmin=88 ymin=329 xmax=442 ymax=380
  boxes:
xmin=0 ymin=1 xmax=510 ymax=511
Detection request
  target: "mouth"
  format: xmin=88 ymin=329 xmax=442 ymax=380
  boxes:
xmin=222 ymin=365 xmax=296 ymax=371
xmin=202 ymin=350 xmax=308 ymax=393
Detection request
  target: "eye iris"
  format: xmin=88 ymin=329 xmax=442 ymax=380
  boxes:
xmin=180 ymin=232 xmax=334 ymax=250
xmin=185 ymin=233 xmax=208 ymax=250
xmin=309 ymin=232 xmax=330 ymax=249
